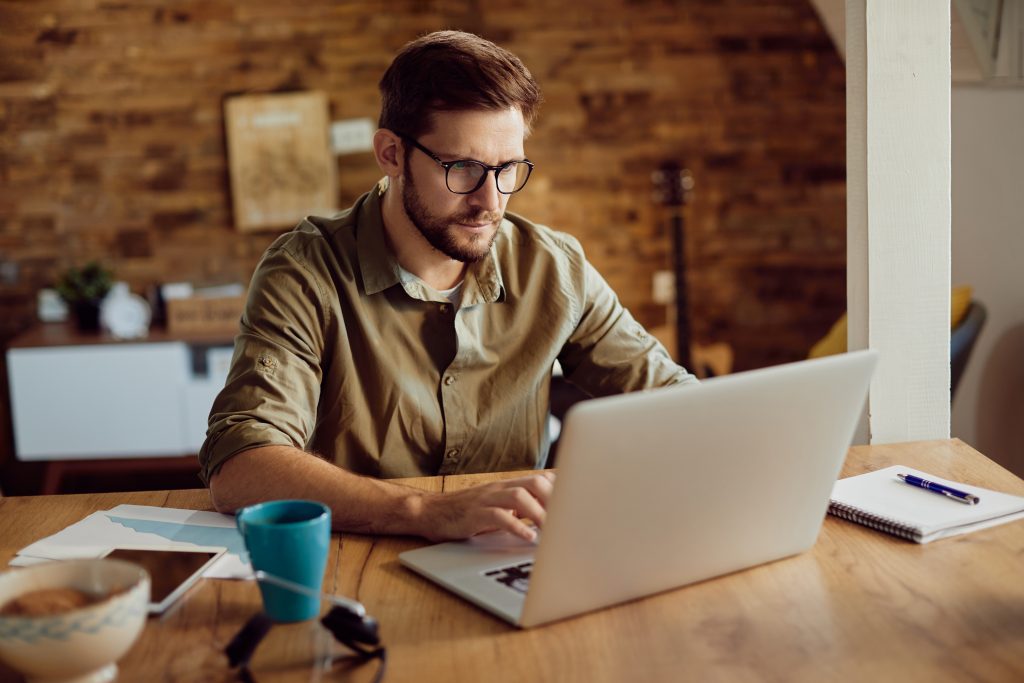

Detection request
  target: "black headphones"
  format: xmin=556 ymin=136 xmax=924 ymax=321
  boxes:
xmin=225 ymin=571 xmax=385 ymax=683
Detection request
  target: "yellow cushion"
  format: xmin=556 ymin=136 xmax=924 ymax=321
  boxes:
xmin=808 ymin=285 xmax=974 ymax=359
xmin=808 ymin=315 xmax=848 ymax=359
xmin=950 ymin=285 xmax=973 ymax=329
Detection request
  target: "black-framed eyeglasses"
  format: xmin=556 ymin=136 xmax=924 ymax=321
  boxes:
xmin=397 ymin=133 xmax=534 ymax=195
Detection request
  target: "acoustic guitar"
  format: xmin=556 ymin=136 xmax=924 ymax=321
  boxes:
xmin=651 ymin=162 xmax=733 ymax=379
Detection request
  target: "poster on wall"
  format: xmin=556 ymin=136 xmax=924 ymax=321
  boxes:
xmin=224 ymin=91 xmax=337 ymax=232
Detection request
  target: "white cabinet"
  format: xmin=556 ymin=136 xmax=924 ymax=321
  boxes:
xmin=6 ymin=328 xmax=232 ymax=461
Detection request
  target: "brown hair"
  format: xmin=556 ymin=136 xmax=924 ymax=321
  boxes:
xmin=378 ymin=30 xmax=542 ymax=139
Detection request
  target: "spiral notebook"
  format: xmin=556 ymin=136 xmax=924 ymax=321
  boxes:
xmin=828 ymin=465 xmax=1024 ymax=543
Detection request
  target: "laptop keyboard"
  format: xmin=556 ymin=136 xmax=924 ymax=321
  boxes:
xmin=483 ymin=561 xmax=533 ymax=594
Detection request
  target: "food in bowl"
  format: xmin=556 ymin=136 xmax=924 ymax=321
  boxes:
xmin=0 ymin=559 xmax=150 ymax=683
xmin=0 ymin=586 xmax=127 ymax=617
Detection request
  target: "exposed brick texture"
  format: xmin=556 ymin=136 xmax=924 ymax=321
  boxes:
xmin=0 ymin=0 xmax=846 ymax=371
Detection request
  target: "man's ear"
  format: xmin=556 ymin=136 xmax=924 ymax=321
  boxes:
xmin=373 ymin=129 xmax=404 ymax=178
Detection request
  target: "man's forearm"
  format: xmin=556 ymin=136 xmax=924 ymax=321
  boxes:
xmin=208 ymin=445 xmax=427 ymax=536
xmin=209 ymin=444 xmax=555 ymax=542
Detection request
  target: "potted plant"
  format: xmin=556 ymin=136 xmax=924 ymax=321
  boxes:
xmin=55 ymin=262 xmax=114 ymax=331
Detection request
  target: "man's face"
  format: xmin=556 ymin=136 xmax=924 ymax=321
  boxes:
xmin=400 ymin=107 xmax=526 ymax=263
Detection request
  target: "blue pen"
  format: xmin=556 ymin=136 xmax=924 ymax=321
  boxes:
xmin=897 ymin=473 xmax=980 ymax=505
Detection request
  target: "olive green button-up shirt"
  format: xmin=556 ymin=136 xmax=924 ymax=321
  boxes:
xmin=198 ymin=182 xmax=696 ymax=484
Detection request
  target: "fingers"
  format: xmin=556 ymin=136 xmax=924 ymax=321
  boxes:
xmin=476 ymin=474 xmax=556 ymax=541
xmin=502 ymin=472 xmax=556 ymax=508
xmin=490 ymin=508 xmax=538 ymax=543
xmin=483 ymin=484 xmax=547 ymax=530
xmin=420 ymin=472 xmax=556 ymax=542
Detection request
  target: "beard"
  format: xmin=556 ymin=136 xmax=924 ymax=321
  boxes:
xmin=401 ymin=162 xmax=502 ymax=264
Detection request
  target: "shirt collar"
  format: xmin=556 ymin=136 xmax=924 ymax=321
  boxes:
xmin=356 ymin=178 xmax=506 ymax=305
xmin=356 ymin=179 xmax=403 ymax=296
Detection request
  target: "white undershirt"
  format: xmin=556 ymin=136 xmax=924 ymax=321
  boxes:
xmin=398 ymin=266 xmax=465 ymax=310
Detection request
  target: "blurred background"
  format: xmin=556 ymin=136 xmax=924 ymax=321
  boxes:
xmin=0 ymin=0 xmax=1020 ymax=494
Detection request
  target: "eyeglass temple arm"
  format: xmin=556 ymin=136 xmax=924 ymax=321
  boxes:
xmin=252 ymin=570 xmax=367 ymax=617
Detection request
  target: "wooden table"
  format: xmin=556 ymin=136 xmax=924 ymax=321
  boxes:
xmin=1 ymin=439 xmax=1022 ymax=682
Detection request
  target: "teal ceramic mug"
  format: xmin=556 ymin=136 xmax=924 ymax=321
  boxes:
xmin=236 ymin=500 xmax=331 ymax=623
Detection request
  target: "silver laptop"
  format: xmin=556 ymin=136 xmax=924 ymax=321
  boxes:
xmin=400 ymin=350 xmax=878 ymax=628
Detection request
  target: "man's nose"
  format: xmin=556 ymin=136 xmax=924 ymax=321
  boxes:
xmin=467 ymin=173 xmax=502 ymax=212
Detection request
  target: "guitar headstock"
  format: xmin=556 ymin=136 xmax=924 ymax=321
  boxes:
xmin=651 ymin=162 xmax=695 ymax=208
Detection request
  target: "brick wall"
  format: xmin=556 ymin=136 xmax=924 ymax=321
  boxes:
xmin=0 ymin=0 xmax=845 ymax=372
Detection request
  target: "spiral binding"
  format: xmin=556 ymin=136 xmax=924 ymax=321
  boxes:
xmin=827 ymin=502 xmax=923 ymax=542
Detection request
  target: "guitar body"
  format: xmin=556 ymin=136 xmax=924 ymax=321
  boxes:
xmin=649 ymin=320 xmax=733 ymax=379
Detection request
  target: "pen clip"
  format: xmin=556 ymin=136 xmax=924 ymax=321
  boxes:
xmin=939 ymin=489 xmax=970 ymax=504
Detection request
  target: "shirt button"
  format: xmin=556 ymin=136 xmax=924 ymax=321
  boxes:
xmin=446 ymin=448 xmax=459 ymax=459
xmin=439 ymin=304 xmax=448 ymax=314
xmin=444 ymin=376 xmax=455 ymax=386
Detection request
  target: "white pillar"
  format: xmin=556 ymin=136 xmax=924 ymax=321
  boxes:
xmin=846 ymin=0 xmax=952 ymax=444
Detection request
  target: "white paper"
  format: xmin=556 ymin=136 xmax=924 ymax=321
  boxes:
xmin=11 ymin=505 xmax=253 ymax=579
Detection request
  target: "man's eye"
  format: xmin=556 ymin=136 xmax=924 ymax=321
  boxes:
xmin=451 ymin=161 xmax=471 ymax=171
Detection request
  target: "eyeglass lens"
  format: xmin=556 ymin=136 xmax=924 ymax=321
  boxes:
xmin=446 ymin=161 xmax=531 ymax=194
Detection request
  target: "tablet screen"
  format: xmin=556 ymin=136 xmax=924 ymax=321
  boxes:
xmin=104 ymin=548 xmax=223 ymax=610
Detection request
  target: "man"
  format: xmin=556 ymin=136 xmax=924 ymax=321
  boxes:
xmin=200 ymin=30 xmax=696 ymax=543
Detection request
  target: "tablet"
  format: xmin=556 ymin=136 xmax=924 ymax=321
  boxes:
xmin=102 ymin=546 xmax=226 ymax=614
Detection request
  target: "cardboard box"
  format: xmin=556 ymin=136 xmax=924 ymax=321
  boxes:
xmin=166 ymin=296 xmax=245 ymax=336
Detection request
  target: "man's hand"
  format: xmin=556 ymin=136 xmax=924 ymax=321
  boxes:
xmin=210 ymin=446 xmax=556 ymax=542
xmin=417 ymin=472 xmax=556 ymax=543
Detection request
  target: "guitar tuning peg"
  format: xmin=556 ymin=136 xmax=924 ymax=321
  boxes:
xmin=680 ymin=171 xmax=695 ymax=191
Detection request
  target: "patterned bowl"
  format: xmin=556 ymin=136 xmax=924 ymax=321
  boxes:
xmin=0 ymin=559 xmax=150 ymax=683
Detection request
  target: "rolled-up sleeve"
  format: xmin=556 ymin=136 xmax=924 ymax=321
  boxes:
xmin=198 ymin=243 xmax=329 ymax=485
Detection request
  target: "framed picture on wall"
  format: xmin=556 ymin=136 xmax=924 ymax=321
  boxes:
xmin=224 ymin=91 xmax=337 ymax=232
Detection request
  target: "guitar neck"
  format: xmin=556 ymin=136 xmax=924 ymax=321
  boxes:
xmin=652 ymin=162 xmax=694 ymax=369
xmin=670 ymin=210 xmax=692 ymax=369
